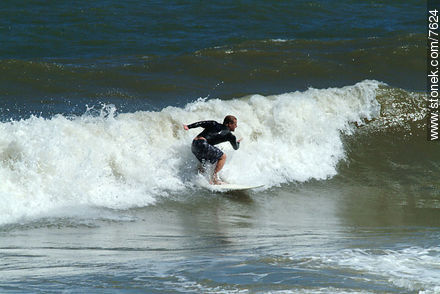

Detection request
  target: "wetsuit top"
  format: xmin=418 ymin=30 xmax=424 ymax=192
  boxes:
xmin=187 ymin=120 xmax=240 ymax=150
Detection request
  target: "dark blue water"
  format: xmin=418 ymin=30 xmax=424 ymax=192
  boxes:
xmin=0 ymin=0 xmax=425 ymax=59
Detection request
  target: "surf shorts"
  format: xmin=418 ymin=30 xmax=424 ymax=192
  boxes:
xmin=191 ymin=139 xmax=223 ymax=164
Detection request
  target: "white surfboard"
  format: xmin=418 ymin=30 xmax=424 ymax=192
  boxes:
xmin=205 ymin=183 xmax=264 ymax=192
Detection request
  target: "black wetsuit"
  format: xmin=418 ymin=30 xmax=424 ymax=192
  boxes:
xmin=187 ymin=120 xmax=239 ymax=164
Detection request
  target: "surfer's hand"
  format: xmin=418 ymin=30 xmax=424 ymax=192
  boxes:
xmin=238 ymin=138 xmax=243 ymax=143
xmin=183 ymin=124 xmax=189 ymax=130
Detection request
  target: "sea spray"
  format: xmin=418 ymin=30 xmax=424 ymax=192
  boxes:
xmin=0 ymin=80 xmax=382 ymax=224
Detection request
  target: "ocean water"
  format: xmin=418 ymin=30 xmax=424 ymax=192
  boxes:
xmin=0 ymin=1 xmax=437 ymax=293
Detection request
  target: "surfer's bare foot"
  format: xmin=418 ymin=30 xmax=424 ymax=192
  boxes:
xmin=210 ymin=175 xmax=227 ymax=185
xmin=211 ymin=180 xmax=226 ymax=185
xmin=214 ymin=180 xmax=227 ymax=185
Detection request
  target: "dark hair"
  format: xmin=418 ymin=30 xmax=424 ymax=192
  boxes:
xmin=223 ymin=115 xmax=237 ymax=125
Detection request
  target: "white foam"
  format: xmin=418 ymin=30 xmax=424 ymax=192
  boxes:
xmin=316 ymin=247 xmax=440 ymax=293
xmin=0 ymin=80 xmax=382 ymax=224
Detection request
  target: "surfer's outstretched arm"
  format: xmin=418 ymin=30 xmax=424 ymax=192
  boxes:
xmin=185 ymin=120 xmax=217 ymax=130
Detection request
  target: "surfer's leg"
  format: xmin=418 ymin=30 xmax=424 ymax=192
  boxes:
xmin=195 ymin=141 xmax=224 ymax=184
xmin=192 ymin=140 xmax=207 ymax=174
xmin=212 ymin=154 xmax=226 ymax=185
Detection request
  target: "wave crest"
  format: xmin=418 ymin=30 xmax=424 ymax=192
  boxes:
xmin=0 ymin=80 xmax=382 ymax=224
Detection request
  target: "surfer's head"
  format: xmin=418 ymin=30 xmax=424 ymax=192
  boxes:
xmin=223 ymin=115 xmax=237 ymax=131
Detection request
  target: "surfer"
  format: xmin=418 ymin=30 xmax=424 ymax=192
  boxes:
xmin=183 ymin=115 xmax=242 ymax=185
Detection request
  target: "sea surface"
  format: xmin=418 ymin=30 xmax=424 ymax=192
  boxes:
xmin=0 ymin=1 xmax=437 ymax=293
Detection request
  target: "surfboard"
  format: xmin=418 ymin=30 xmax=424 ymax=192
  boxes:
xmin=205 ymin=183 xmax=264 ymax=192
